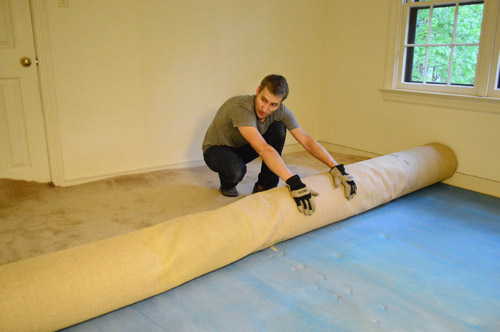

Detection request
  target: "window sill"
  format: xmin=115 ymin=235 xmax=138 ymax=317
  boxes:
xmin=380 ymin=89 xmax=500 ymax=115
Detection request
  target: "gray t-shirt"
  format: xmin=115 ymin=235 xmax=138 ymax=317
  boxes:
xmin=202 ymin=95 xmax=300 ymax=152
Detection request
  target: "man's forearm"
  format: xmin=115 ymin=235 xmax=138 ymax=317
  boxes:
xmin=304 ymin=138 xmax=337 ymax=169
xmin=258 ymin=145 xmax=293 ymax=182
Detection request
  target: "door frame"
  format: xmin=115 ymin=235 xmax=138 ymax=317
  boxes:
xmin=29 ymin=0 xmax=65 ymax=185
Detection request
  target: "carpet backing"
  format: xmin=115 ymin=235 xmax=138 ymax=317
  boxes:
xmin=0 ymin=143 xmax=457 ymax=332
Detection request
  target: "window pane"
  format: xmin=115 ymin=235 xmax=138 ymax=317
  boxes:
xmin=408 ymin=7 xmax=430 ymax=44
xmin=455 ymin=3 xmax=483 ymax=44
xmin=451 ymin=45 xmax=478 ymax=86
xmin=430 ymin=5 xmax=455 ymax=45
xmin=405 ymin=46 xmax=426 ymax=83
xmin=427 ymin=46 xmax=451 ymax=84
xmin=415 ymin=8 xmax=431 ymax=44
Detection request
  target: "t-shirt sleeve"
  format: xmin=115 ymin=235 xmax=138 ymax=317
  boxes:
xmin=278 ymin=105 xmax=300 ymax=130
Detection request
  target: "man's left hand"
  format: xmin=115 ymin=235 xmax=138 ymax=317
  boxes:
xmin=286 ymin=175 xmax=319 ymax=216
xmin=329 ymin=164 xmax=357 ymax=200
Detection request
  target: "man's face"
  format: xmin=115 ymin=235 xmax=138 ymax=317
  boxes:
xmin=254 ymin=86 xmax=283 ymax=122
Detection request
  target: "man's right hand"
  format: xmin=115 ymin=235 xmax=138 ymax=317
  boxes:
xmin=286 ymin=175 xmax=319 ymax=216
xmin=329 ymin=164 xmax=357 ymax=200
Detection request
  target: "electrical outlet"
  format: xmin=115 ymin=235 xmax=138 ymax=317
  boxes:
xmin=58 ymin=0 xmax=70 ymax=8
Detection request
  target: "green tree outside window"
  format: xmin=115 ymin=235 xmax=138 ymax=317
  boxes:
xmin=405 ymin=1 xmax=483 ymax=86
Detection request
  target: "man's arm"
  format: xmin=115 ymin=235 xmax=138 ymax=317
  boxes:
xmin=238 ymin=125 xmax=318 ymax=216
xmin=291 ymin=127 xmax=357 ymax=200
xmin=290 ymin=127 xmax=338 ymax=168
xmin=238 ymin=126 xmax=293 ymax=181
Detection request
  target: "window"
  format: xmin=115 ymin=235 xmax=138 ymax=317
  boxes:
xmin=405 ymin=1 xmax=483 ymax=87
xmin=384 ymin=0 xmax=500 ymax=106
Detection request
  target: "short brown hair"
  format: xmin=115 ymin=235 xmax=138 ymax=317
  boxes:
xmin=259 ymin=74 xmax=289 ymax=101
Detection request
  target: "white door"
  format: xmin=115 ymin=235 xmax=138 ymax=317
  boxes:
xmin=0 ymin=0 xmax=50 ymax=182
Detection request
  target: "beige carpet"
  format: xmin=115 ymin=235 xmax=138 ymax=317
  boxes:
xmin=0 ymin=151 xmax=368 ymax=265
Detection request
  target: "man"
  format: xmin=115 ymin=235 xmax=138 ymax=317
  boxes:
xmin=202 ymin=74 xmax=356 ymax=216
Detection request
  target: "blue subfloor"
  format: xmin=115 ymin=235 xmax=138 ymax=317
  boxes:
xmin=62 ymin=183 xmax=500 ymax=332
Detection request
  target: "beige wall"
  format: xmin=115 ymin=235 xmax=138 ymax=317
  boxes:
xmin=45 ymin=0 xmax=325 ymax=181
xmin=43 ymin=0 xmax=499 ymax=195
xmin=322 ymin=1 xmax=500 ymax=195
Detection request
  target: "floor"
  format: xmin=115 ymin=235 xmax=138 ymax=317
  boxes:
xmin=60 ymin=184 xmax=500 ymax=332
xmin=0 ymin=151 xmax=368 ymax=265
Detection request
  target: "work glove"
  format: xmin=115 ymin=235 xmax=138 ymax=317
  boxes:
xmin=286 ymin=175 xmax=319 ymax=216
xmin=329 ymin=164 xmax=357 ymax=200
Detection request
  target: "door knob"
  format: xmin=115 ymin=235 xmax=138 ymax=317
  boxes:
xmin=20 ymin=57 xmax=32 ymax=67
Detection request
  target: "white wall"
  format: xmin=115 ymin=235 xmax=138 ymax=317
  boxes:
xmin=45 ymin=0 xmax=325 ymax=182
xmin=43 ymin=0 xmax=499 ymax=196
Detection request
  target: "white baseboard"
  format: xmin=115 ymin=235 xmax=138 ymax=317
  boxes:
xmin=62 ymin=160 xmax=207 ymax=187
xmin=444 ymin=173 xmax=500 ymax=198
xmin=60 ymin=142 xmax=500 ymax=198
xmin=282 ymin=144 xmax=306 ymax=154
xmin=63 ymin=144 xmax=306 ymax=187
xmin=316 ymin=142 xmax=381 ymax=158
xmin=63 ymin=143 xmax=312 ymax=187
xmin=284 ymin=142 xmax=381 ymax=158
xmin=317 ymin=142 xmax=499 ymax=198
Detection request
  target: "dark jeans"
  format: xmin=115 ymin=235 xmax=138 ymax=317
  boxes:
xmin=203 ymin=121 xmax=286 ymax=190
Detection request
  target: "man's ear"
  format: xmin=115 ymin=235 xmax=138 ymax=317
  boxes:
xmin=256 ymin=86 xmax=261 ymax=95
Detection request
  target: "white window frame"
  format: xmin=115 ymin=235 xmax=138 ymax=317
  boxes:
xmin=382 ymin=0 xmax=500 ymax=114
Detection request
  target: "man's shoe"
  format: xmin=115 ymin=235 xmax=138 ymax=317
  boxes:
xmin=220 ymin=187 xmax=238 ymax=197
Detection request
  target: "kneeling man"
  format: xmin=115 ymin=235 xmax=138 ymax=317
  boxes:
xmin=202 ymin=74 xmax=356 ymax=216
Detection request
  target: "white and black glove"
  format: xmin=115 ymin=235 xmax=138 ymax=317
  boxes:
xmin=329 ymin=164 xmax=357 ymax=200
xmin=286 ymin=175 xmax=319 ymax=216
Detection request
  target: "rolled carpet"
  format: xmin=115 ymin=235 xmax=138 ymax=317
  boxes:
xmin=0 ymin=143 xmax=457 ymax=332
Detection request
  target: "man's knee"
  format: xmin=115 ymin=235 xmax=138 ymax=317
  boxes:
xmin=226 ymin=163 xmax=247 ymax=184
xmin=264 ymin=121 xmax=286 ymax=153
xmin=269 ymin=121 xmax=286 ymax=139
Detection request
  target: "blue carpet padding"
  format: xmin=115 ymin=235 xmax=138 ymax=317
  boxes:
xmin=62 ymin=184 xmax=500 ymax=332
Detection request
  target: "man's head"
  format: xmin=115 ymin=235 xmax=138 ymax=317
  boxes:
xmin=258 ymin=74 xmax=289 ymax=102
xmin=255 ymin=74 xmax=289 ymax=122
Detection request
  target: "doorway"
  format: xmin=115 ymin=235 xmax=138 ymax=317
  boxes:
xmin=0 ymin=0 xmax=50 ymax=182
